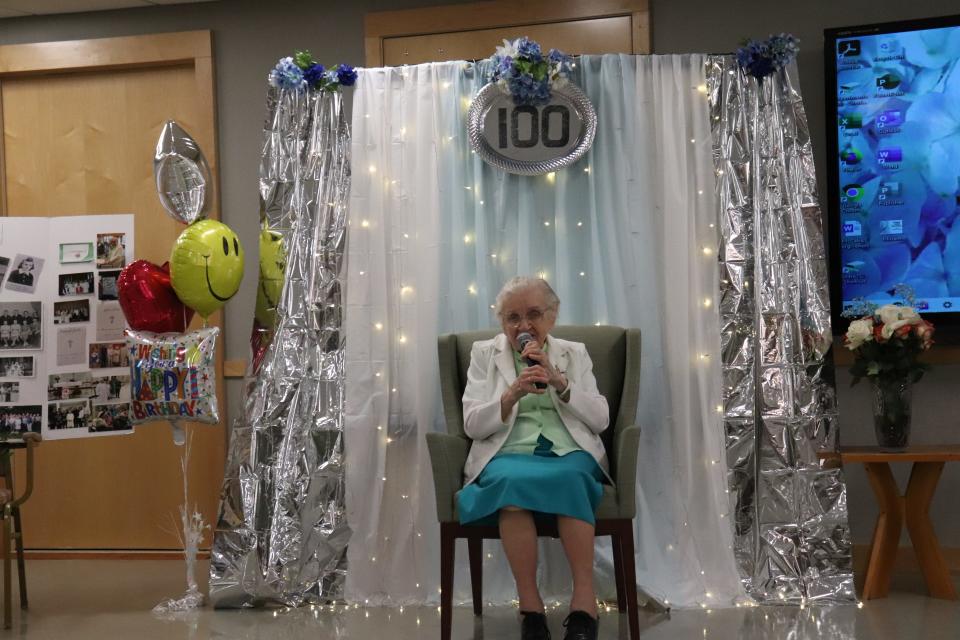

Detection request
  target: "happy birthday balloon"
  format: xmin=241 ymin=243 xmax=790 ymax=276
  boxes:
xmin=154 ymin=120 xmax=212 ymax=225
xmin=128 ymin=327 xmax=219 ymax=431
xmin=118 ymin=260 xmax=194 ymax=333
xmin=169 ymin=219 xmax=245 ymax=319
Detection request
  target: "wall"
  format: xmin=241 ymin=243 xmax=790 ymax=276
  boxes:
xmin=1 ymin=0 xmax=958 ymax=548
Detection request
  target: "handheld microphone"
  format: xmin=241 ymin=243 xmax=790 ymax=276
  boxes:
xmin=517 ymin=332 xmax=548 ymax=389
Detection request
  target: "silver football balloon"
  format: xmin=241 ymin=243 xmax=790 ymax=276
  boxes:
xmin=154 ymin=120 xmax=212 ymax=225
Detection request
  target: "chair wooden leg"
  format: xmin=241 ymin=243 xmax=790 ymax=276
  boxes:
xmin=3 ymin=512 xmax=11 ymax=630
xmin=12 ymin=507 xmax=26 ymax=609
xmin=618 ymin=522 xmax=640 ymax=640
xmin=611 ymin=531 xmax=627 ymax=611
xmin=467 ymin=535 xmax=483 ymax=616
xmin=440 ymin=523 xmax=455 ymax=640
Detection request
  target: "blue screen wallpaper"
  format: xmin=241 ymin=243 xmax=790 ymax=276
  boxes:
xmin=835 ymin=26 xmax=960 ymax=313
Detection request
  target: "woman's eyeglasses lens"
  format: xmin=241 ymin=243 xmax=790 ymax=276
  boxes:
xmin=504 ymin=309 xmax=546 ymax=327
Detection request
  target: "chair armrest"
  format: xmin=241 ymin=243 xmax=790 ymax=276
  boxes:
xmin=426 ymin=432 xmax=469 ymax=523
xmin=614 ymin=425 xmax=641 ymax=519
xmin=10 ymin=433 xmax=41 ymax=510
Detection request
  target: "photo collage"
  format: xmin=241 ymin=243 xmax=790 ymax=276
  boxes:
xmin=0 ymin=217 xmax=134 ymax=440
xmin=47 ymin=232 xmax=132 ymax=434
xmin=47 ymin=372 xmax=132 ymax=434
xmin=0 ymin=299 xmax=42 ymax=437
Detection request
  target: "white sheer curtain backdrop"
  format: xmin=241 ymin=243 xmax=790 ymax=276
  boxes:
xmin=344 ymin=54 xmax=745 ymax=608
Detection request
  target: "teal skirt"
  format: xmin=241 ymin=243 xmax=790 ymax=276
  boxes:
xmin=458 ymin=449 xmax=605 ymax=526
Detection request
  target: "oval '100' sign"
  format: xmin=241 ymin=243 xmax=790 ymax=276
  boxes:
xmin=468 ymin=83 xmax=597 ymax=175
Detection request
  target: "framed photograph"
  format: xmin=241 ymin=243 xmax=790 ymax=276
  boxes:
xmin=88 ymin=341 xmax=129 ymax=370
xmin=54 ymin=299 xmax=90 ymax=325
xmin=0 ymin=302 xmax=42 ymax=350
xmin=57 ymin=327 xmax=87 ymax=367
xmin=0 ymin=357 xmax=34 ymax=378
xmin=90 ymin=402 xmax=132 ymax=433
xmin=59 ymin=272 xmax=95 ymax=296
xmin=47 ymin=400 xmax=91 ymax=431
xmin=0 ymin=405 xmax=41 ymax=436
xmin=0 ymin=257 xmax=9 ymax=285
xmin=98 ymin=270 xmax=121 ymax=301
xmin=48 ymin=372 xmax=93 ymax=401
xmin=92 ymin=374 xmax=130 ymax=403
xmin=96 ymin=304 xmax=126 ymax=342
xmin=4 ymin=254 xmax=45 ymax=295
xmin=0 ymin=382 xmax=20 ymax=403
xmin=96 ymin=233 xmax=126 ymax=269
xmin=59 ymin=242 xmax=95 ymax=264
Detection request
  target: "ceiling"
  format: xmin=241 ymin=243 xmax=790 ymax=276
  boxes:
xmin=0 ymin=0 xmax=216 ymax=19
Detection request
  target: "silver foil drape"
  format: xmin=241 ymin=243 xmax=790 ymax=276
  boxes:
xmin=209 ymin=86 xmax=351 ymax=607
xmin=706 ymin=57 xmax=856 ymax=603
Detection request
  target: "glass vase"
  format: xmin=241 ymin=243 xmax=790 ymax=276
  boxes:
xmin=871 ymin=380 xmax=912 ymax=451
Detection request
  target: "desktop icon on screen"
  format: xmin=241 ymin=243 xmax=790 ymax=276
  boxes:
xmin=843 ymin=220 xmax=863 ymax=237
xmin=840 ymin=145 xmax=863 ymax=165
xmin=838 ymin=40 xmax=861 ymax=58
xmin=878 ymin=36 xmax=902 ymax=56
xmin=877 ymin=147 xmax=902 ymax=164
xmin=876 ymin=72 xmax=902 ymax=90
xmin=839 ymin=78 xmax=867 ymax=96
xmin=842 ymin=183 xmax=864 ymax=201
xmin=879 ymin=181 xmax=902 ymax=199
xmin=840 ymin=113 xmax=862 ymax=129
xmin=880 ymin=219 xmax=904 ymax=236
xmin=877 ymin=109 xmax=903 ymax=130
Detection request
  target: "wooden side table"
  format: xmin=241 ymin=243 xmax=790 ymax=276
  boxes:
xmin=824 ymin=445 xmax=960 ymax=600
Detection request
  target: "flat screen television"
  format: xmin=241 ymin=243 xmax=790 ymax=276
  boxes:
xmin=825 ymin=15 xmax=960 ymax=336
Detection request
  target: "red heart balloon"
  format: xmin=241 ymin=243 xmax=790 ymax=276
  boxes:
xmin=118 ymin=260 xmax=194 ymax=333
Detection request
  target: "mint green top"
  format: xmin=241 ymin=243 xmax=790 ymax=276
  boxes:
xmin=499 ymin=346 xmax=582 ymax=456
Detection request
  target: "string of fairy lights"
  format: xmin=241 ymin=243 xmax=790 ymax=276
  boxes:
xmin=341 ymin=62 xmax=812 ymax=621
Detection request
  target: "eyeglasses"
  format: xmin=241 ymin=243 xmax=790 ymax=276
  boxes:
xmin=502 ymin=308 xmax=552 ymax=327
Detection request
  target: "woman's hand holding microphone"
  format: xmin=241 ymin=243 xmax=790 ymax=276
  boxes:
xmin=500 ymin=339 xmax=569 ymax=421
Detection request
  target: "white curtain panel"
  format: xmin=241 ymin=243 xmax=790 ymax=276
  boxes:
xmin=345 ymin=54 xmax=745 ymax=608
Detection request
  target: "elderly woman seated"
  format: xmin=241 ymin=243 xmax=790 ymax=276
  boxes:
xmin=457 ymin=276 xmax=609 ymax=640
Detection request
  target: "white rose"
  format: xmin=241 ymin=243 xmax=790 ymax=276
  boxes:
xmin=876 ymin=304 xmax=920 ymax=326
xmin=845 ymin=318 xmax=874 ymax=350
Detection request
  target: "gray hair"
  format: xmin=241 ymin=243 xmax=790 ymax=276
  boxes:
xmin=494 ymin=276 xmax=560 ymax=316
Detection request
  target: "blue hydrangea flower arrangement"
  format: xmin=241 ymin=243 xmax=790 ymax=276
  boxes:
xmin=268 ymin=50 xmax=357 ymax=91
xmin=490 ymin=37 xmax=573 ymax=106
xmin=736 ymin=34 xmax=800 ymax=80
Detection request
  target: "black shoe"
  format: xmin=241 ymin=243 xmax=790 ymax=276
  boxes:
xmin=520 ymin=611 xmax=551 ymax=640
xmin=562 ymin=610 xmax=598 ymax=640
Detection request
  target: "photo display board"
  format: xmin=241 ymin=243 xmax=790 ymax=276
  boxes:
xmin=0 ymin=215 xmax=134 ymax=440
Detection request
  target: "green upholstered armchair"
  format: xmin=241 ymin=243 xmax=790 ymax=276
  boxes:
xmin=428 ymin=325 xmax=644 ymax=640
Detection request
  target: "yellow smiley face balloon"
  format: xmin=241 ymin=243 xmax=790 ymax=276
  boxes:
xmin=170 ymin=219 xmax=245 ymax=319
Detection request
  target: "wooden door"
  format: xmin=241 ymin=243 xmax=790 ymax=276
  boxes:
xmin=0 ymin=32 xmax=224 ymax=550
xmin=365 ymin=0 xmax=649 ymax=66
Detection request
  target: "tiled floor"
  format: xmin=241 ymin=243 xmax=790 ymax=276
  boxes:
xmin=2 ymin=559 xmax=958 ymax=639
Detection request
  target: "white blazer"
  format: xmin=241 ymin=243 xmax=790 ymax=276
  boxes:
xmin=461 ymin=333 xmax=611 ymax=486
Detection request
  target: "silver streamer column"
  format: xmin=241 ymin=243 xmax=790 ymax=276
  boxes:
xmin=706 ymin=57 xmax=856 ymax=603
xmin=209 ymin=86 xmax=351 ymax=607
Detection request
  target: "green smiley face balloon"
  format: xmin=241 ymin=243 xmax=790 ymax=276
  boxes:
xmin=170 ymin=219 xmax=245 ymax=319
xmin=254 ymin=229 xmax=286 ymax=329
